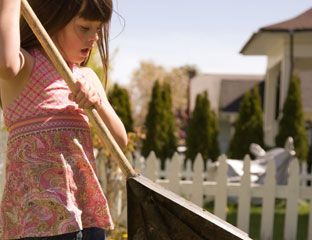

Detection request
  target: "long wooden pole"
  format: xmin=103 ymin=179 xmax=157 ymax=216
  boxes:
xmin=20 ymin=0 xmax=136 ymax=179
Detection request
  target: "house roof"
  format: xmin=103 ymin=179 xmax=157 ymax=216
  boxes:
xmin=220 ymin=79 xmax=264 ymax=112
xmin=241 ymin=8 xmax=312 ymax=55
xmin=261 ymin=8 xmax=312 ymax=31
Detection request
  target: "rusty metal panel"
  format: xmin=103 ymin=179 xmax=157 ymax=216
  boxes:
xmin=127 ymin=175 xmax=251 ymax=240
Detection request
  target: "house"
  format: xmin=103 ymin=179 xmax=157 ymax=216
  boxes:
xmin=190 ymin=74 xmax=264 ymax=153
xmin=241 ymin=7 xmax=312 ymax=147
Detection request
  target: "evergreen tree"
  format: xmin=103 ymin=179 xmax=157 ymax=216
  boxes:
xmin=161 ymin=83 xmax=178 ymax=162
xmin=108 ymin=84 xmax=133 ymax=132
xmin=141 ymin=81 xmax=177 ymax=168
xmin=209 ymin=111 xmax=220 ymax=161
xmin=275 ymin=75 xmax=308 ymax=161
xmin=228 ymin=86 xmax=264 ymax=159
xmin=186 ymin=91 xmax=220 ymax=164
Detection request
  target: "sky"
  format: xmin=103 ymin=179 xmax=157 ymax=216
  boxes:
xmin=109 ymin=0 xmax=312 ymax=85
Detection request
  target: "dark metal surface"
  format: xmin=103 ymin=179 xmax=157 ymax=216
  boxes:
xmin=127 ymin=175 xmax=251 ymax=240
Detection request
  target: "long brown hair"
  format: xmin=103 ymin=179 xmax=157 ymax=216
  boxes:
xmin=20 ymin=0 xmax=112 ymax=84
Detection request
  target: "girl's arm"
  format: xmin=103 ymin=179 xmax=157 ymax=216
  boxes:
xmin=74 ymin=68 xmax=128 ymax=150
xmin=0 ymin=0 xmax=24 ymax=79
xmin=95 ymin=88 xmax=128 ymax=150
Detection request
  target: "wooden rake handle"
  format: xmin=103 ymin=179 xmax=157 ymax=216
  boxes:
xmin=20 ymin=0 xmax=137 ymax=178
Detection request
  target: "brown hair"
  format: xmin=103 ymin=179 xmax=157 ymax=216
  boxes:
xmin=20 ymin=0 xmax=113 ymax=83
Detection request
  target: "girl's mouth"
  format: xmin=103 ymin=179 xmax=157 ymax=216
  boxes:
xmin=80 ymin=48 xmax=90 ymax=56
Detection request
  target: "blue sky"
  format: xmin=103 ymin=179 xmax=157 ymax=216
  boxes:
xmin=109 ymin=0 xmax=312 ymax=85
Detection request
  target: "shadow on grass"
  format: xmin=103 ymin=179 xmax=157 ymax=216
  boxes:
xmin=204 ymin=199 xmax=309 ymax=240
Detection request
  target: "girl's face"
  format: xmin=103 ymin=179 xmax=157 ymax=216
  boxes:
xmin=53 ymin=16 xmax=102 ymax=65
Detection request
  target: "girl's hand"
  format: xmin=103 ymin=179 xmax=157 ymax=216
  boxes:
xmin=69 ymin=79 xmax=101 ymax=109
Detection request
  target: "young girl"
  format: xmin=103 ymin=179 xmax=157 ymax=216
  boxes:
xmin=0 ymin=0 xmax=127 ymax=239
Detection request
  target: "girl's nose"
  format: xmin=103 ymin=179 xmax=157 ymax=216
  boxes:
xmin=89 ymin=32 xmax=99 ymax=42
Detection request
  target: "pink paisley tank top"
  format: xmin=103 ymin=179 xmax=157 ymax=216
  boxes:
xmin=0 ymin=48 xmax=113 ymax=239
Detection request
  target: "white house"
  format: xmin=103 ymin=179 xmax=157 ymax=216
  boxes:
xmin=191 ymin=8 xmax=312 ymax=155
xmin=241 ymin=7 xmax=312 ymax=147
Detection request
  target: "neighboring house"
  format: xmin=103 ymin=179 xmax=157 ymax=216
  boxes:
xmin=190 ymin=74 xmax=264 ymax=153
xmin=241 ymin=7 xmax=312 ymax=147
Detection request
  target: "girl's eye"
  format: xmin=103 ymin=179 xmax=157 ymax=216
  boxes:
xmin=79 ymin=26 xmax=89 ymax=32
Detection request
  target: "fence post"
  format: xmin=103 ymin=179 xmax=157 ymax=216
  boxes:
xmin=143 ymin=151 xmax=158 ymax=181
xmin=168 ymin=153 xmax=181 ymax=193
xmin=237 ymin=155 xmax=251 ymax=233
xmin=133 ymin=153 xmax=144 ymax=173
xmin=185 ymin=160 xmax=192 ymax=180
xmin=284 ymin=158 xmax=300 ymax=240
xmin=192 ymin=154 xmax=204 ymax=207
xmin=261 ymin=158 xmax=276 ymax=240
xmin=214 ymin=154 xmax=228 ymax=220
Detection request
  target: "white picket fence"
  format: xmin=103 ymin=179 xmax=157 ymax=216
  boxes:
xmin=130 ymin=152 xmax=312 ymax=240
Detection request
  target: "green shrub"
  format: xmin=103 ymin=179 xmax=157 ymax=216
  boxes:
xmin=108 ymin=84 xmax=134 ymax=132
xmin=141 ymin=81 xmax=177 ymax=168
xmin=275 ymin=75 xmax=308 ymax=161
xmin=228 ymin=86 xmax=264 ymax=159
xmin=186 ymin=91 xmax=220 ymax=164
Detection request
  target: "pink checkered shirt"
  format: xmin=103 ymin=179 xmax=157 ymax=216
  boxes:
xmin=0 ymin=48 xmax=113 ymax=239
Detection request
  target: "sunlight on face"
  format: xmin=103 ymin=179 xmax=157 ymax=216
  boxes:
xmin=53 ymin=17 xmax=103 ymax=65
xmin=73 ymin=17 xmax=103 ymax=43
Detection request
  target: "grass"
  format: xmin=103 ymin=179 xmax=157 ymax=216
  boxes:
xmin=204 ymin=199 xmax=310 ymax=240
xmin=106 ymin=227 xmax=128 ymax=240
xmin=106 ymin=200 xmax=310 ymax=240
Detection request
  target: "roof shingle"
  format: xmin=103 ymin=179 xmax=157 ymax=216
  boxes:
xmin=261 ymin=8 xmax=312 ymax=31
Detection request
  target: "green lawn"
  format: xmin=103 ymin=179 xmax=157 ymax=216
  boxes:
xmin=204 ymin=199 xmax=310 ymax=240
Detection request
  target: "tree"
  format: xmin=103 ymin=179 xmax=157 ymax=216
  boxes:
xmin=141 ymin=81 xmax=177 ymax=168
xmin=180 ymin=64 xmax=198 ymax=80
xmin=128 ymin=61 xmax=167 ymax=127
xmin=128 ymin=61 xmax=199 ymax=129
xmin=186 ymin=91 xmax=220 ymax=165
xmin=108 ymin=84 xmax=133 ymax=132
xmin=161 ymin=82 xmax=178 ymax=161
xmin=209 ymin=111 xmax=220 ymax=161
xmin=275 ymin=75 xmax=308 ymax=161
xmin=228 ymin=86 xmax=264 ymax=159
xmin=170 ymin=65 xmax=198 ymax=143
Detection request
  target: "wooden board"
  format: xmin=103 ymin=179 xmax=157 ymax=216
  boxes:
xmin=127 ymin=175 xmax=251 ymax=240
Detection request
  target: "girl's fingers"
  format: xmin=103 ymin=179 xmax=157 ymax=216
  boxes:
xmin=78 ymin=99 xmax=89 ymax=109
xmin=75 ymin=90 xmax=85 ymax=103
xmin=71 ymin=79 xmax=99 ymax=108
xmin=68 ymin=93 xmax=74 ymax=101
